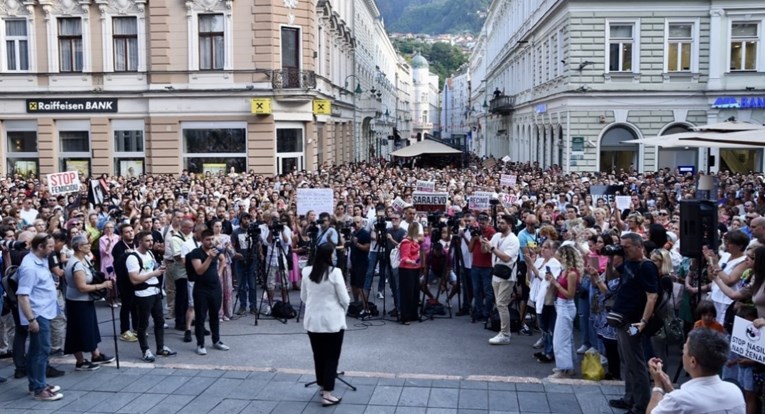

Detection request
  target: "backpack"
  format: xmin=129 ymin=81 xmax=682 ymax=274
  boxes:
xmin=1 ymin=265 xmax=20 ymax=306
xmin=484 ymin=301 xmax=522 ymax=333
xmin=113 ymin=251 xmax=149 ymax=293
xmin=271 ymin=301 xmax=297 ymax=319
xmin=389 ymin=247 xmax=401 ymax=269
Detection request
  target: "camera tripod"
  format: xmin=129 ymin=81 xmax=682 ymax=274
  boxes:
xmin=363 ymin=227 xmax=394 ymax=321
xmin=258 ymin=231 xmax=294 ymax=324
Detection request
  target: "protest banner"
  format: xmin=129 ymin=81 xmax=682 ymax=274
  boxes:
xmin=469 ymin=191 xmax=492 ymax=211
xmin=500 ymin=174 xmax=517 ymax=188
xmin=589 ymin=185 xmax=623 ymax=207
xmin=501 ymin=155 xmax=511 ymax=163
xmin=391 ymin=197 xmax=407 ymax=213
xmin=416 ymin=180 xmax=435 ymax=193
xmin=412 ymin=192 xmax=448 ymax=213
xmin=499 ymin=193 xmax=518 ymax=206
xmin=297 ymin=188 xmax=334 ymax=215
xmin=731 ymin=316 xmax=765 ymax=364
xmin=615 ymin=196 xmax=631 ymax=212
xmin=47 ymin=171 xmax=81 ymax=195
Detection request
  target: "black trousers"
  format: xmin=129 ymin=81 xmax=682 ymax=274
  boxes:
xmin=602 ymin=336 xmax=621 ymax=379
xmin=398 ymin=267 xmax=420 ymax=322
xmin=10 ymin=305 xmax=27 ymax=371
xmin=193 ymin=287 xmax=222 ymax=347
xmin=119 ymin=288 xmax=138 ymax=335
xmin=175 ymin=278 xmax=189 ymax=329
xmin=135 ymin=294 xmax=164 ymax=353
xmin=307 ymin=330 xmax=344 ymax=392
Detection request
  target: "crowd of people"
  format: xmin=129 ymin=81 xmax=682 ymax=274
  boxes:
xmin=0 ymin=159 xmax=762 ymax=412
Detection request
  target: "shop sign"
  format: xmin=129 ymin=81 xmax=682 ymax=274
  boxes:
xmin=535 ymin=104 xmax=547 ymax=114
xmin=313 ymin=99 xmax=331 ymax=115
xmin=251 ymin=98 xmax=272 ymax=114
xmin=712 ymin=96 xmax=765 ymax=109
xmin=27 ymin=98 xmax=118 ymax=113
xmin=572 ymin=136 xmax=584 ymax=153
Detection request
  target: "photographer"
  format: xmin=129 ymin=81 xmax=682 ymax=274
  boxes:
xmin=260 ymin=211 xmax=292 ymax=304
xmin=469 ymin=212 xmax=496 ymax=321
xmin=607 ymin=233 xmax=659 ymax=414
xmin=456 ymin=213 xmax=474 ymax=317
xmin=385 ymin=212 xmax=406 ymax=316
xmin=364 ymin=206 xmax=387 ymax=300
xmin=349 ymin=217 xmax=371 ymax=305
xmin=127 ymin=231 xmax=176 ymax=362
xmin=316 ymin=212 xmax=340 ymax=248
xmin=232 ymin=213 xmax=260 ymax=315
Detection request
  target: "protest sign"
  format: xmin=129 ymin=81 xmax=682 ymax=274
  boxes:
xmin=501 ymin=155 xmax=511 ymax=163
xmin=500 ymin=174 xmax=517 ymax=188
xmin=416 ymin=180 xmax=435 ymax=193
xmin=297 ymin=188 xmax=334 ymax=215
xmin=499 ymin=193 xmax=517 ymax=206
xmin=47 ymin=171 xmax=80 ymax=195
xmin=412 ymin=192 xmax=448 ymax=212
xmin=589 ymin=185 xmax=623 ymax=207
xmin=469 ymin=191 xmax=492 ymax=211
xmin=391 ymin=197 xmax=407 ymax=213
xmin=731 ymin=316 xmax=765 ymax=364
xmin=615 ymin=196 xmax=631 ymax=212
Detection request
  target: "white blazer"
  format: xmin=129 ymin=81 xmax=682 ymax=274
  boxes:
xmin=300 ymin=267 xmax=350 ymax=333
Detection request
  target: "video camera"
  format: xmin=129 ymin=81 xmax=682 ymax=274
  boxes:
xmin=0 ymin=240 xmax=26 ymax=251
xmin=269 ymin=219 xmax=285 ymax=234
xmin=446 ymin=212 xmax=463 ymax=235
xmin=603 ymin=244 xmax=624 ymax=256
xmin=374 ymin=215 xmax=387 ymax=232
xmin=247 ymin=222 xmax=261 ymax=238
xmin=306 ymin=220 xmax=320 ymax=238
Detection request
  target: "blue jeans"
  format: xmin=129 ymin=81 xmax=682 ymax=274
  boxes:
xmin=540 ymin=304 xmax=556 ymax=356
xmin=553 ymin=298 xmax=577 ymax=371
xmin=235 ymin=259 xmax=257 ymax=310
xmin=27 ymin=316 xmax=51 ymax=393
xmin=471 ymin=267 xmax=494 ymax=318
xmin=364 ymin=251 xmax=378 ymax=292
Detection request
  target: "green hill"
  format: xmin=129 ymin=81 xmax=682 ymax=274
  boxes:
xmin=377 ymin=0 xmax=489 ymax=35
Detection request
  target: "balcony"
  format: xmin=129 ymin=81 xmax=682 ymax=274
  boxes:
xmin=271 ymin=69 xmax=316 ymax=90
xmin=412 ymin=120 xmax=433 ymax=129
xmin=489 ymin=95 xmax=515 ymax=115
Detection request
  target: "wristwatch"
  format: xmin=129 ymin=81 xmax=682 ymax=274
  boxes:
xmin=490 ymin=246 xmax=496 ymax=252
xmin=652 ymin=386 xmax=665 ymax=395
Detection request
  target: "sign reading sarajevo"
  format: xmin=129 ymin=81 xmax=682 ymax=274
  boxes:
xmin=27 ymin=98 xmax=118 ymax=113
xmin=412 ymin=192 xmax=448 ymax=212
xmin=47 ymin=171 xmax=81 ymax=195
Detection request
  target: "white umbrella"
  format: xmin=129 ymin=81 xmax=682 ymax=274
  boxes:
xmin=622 ymin=135 xmax=752 ymax=149
xmin=693 ymin=120 xmax=765 ymax=132
xmin=684 ymin=129 xmax=765 ymax=147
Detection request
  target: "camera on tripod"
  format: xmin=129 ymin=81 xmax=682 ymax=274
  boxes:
xmin=374 ymin=216 xmax=387 ymax=232
xmin=306 ymin=220 xmax=320 ymax=237
xmin=0 ymin=239 xmax=26 ymax=251
xmin=340 ymin=227 xmax=352 ymax=239
xmin=446 ymin=212 xmax=463 ymax=234
xmin=603 ymin=244 xmax=624 ymax=256
xmin=247 ymin=222 xmax=261 ymax=238
xmin=269 ymin=219 xmax=285 ymax=234
xmin=427 ymin=212 xmax=443 ymax=227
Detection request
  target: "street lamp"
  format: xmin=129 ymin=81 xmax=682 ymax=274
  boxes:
xmin=343 ymin=74 xmax=363 ymax=94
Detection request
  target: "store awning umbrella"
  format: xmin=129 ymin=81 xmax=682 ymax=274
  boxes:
xmin=693 ymin=120 xmax=765 ymax=132
xmin=622 ymin=134 xmax=753 ymax=148
xmin=390 ymin=139 xmax=462 ymax=157
xmin=683 ymin=129 xmax=765 ymax=147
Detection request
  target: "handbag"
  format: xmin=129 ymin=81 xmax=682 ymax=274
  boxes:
xmin=581 ymin=350 xmax=606 ymax=381
xmin=88 ymin=266 xmax=108 ymax=301
xmin=492 ymin=264 xmax=513 ymax=280
xmin=390 ymin=247 xmax=401 ymax=269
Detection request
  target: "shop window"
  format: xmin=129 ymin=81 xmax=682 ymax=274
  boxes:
xmin=182 ymin=123 xmax=246 ymax=174
xmin=58 ymin=122 xmax=91 ymax=176
xmin=113 ymin=122 xmax=144 ymax=177
xmin=5 ymin=125 xmax=37 ymax=177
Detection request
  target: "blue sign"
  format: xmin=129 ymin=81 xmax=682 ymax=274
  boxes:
xmin=712 ymin=96 xmax=765 ymax=109
xmin=678 ymin=165 xmax=695 ymax=175
xmin=535 ymin=104 xmax=547 ymax=114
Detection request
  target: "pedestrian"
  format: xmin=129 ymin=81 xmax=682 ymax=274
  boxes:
xmin=300 ymin=242 xmax=349 ymax=407
xmin=188 ymin=228 xmax=230 ymax=355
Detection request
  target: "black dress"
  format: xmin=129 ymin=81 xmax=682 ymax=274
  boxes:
xmin=64 ymin=259 xmax=101 ymax=354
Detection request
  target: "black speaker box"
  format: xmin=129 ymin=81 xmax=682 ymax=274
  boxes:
xmin=679 ymin=200 xmax=718 ymax=257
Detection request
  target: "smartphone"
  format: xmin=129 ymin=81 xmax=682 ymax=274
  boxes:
xmin=545 ymin=266 xmax=552 ymax=274
xmin=588 ymin=256 xmax=599 ymax=270
xmin=628 ymin=324 xmax=640 ymax=336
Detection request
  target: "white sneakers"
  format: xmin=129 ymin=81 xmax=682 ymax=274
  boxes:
xmin=576 ymin=345 xmax=589 ymax=354
xmin=196 ymin=346 xmax=207 ymax=356
xmin=213 ymin=341 xmax=230 ymax=351
xmin=488 ymin=333 xmax=511 ymax=345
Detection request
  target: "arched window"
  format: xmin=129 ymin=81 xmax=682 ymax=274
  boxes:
xmin=658 ymin=124 xmax=696 ymax=171
xmin=600 ymin=125 xmax=639 ymax=173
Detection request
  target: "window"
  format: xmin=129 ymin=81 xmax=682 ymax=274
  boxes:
xmin=198 ymin=14 xmax=224 ymax=70
xmin=114 ymin=130 xmax=143 ymax=152
xmin=608 ymin=23 xmax=634 ymax=72
xmin=60 ymin=131 xmax=89 ymax=152
xmin=182 ymin=124 xmax=246 ymax=174
xmin=113 ymin=121 xmax=145 ymax=177
xmin=281 ymin=27 xmax=300 ymax=87
xmin=276 ymin=127 xmax=304 ymax=174
xmin=5 ymin=19 xmax=29 ymax=71
xmin=58 ymin=123 xmax=90 ymax=176
xmin=58 ymin=18 xmax=82 ymax=72
xmin=731 ymin=23 xmax=758 ymax=71
xmin=113 ymin=17 xmax=138 ymax=72
xmin=667 ymin=23 xmax=693 ymax=72
xmin=422 ymin=111 xmax=428 ymax=123
xmin=5 ymin=123 xmax=37 ymax=177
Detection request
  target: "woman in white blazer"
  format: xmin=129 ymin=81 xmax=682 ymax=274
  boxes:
xmin=300 ymin=242 xmax=350 ymax=407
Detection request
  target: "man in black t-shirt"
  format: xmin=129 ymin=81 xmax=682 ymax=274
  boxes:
xmin=187 ymin=229 xmax=229 ymax=355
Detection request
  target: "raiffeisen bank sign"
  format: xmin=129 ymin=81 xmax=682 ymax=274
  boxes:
xmin=26 ymin=98 xmax=118 ymax=113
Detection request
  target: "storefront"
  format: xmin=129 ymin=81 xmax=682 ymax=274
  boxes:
xmin=710 ymin=95 xmax=765 ymax=173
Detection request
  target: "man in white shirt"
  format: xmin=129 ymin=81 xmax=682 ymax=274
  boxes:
xmin=481 ymin=213 xmax=520 ymax=345
xmin=647 ymin=328 xmax=745 ymax=414
xmin=19 ymin=198 xmax=39 ymax=227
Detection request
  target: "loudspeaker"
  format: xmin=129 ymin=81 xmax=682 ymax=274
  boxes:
xmin=679 ymin=200 xmax=718 ymax=257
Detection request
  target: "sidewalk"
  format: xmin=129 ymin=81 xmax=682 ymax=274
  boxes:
xmin=0 ymin=361 xmax=628 ymax=414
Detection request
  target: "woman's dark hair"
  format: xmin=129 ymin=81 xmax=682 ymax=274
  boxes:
xmin=751 ymin=245 xmax=765 ymax=297
xmin=309 ymin=242 xmax=335 ymax=283
xmin=695 ymin=300 xmax=716 ymax=319
xmin=648 ymin=224 xmax=667 ymax=248
xmin=724 ymin=229 xmax=750 ymax=252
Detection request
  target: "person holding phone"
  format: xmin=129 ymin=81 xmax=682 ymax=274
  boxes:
xmin=188 ymin=229 xmax=230 ymax=355
xmin=527 ymin=239 xmax=562 ymax=362
xmin=546 ymin=245 xmax=583 ymax=379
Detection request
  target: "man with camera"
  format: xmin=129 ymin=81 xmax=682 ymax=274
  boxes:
xmin=349 ymin=217 xmax=371 ymax=306
xmin=607 ymin=233 xmax=659 ymax=414
xmin=127 ymin=231 xmax=176 ymax=362
xmin=385 ymin=212 xmax=406 ymax=316
xmin=455 ymin=213 xmax=474 ymax=317
xmin=188 ymin=228 xmax=229 ymax=355
xmin=364 ymin=206 xmax=387 ymax=300
xmin=481 ymin=214 xmax=520 ymax=345
xmin=232 ymin=213 xmax=260 ymax=315
xmin=469 ymin=212 xmax=496 ymax=321
xmin=260 ymin=211 xmax=292 ymax=305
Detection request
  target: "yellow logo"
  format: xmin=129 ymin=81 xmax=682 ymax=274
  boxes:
xmin=28 ymin=102 xmax=37 ymax=111
xmin=313 ymin=99 xmax=331 ymax=115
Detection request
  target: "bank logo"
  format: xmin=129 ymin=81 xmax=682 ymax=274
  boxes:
xmin=28 ymin=102 xmax=37 ymax=111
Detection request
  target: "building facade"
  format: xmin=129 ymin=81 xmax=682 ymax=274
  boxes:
xmin=0 ymin=0 xmax=407 ymax=178
xmin=440 ymin=69 xmax=470 ymax=145
xmin=468 ymin=0 xmax=765 ymax=173
xmin=410 ymin=53 xmax=440 ymax=141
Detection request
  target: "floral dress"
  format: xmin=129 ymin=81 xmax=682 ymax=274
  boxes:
xmin=216 ymin=234 xmax=234 ymax=319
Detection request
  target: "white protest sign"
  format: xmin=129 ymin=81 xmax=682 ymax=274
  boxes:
xmin=391 ymin=197 xmax=407 ymax=213
xmin=500 ymin=174 xmax=517 ymax=188
xmin=469 ymin=191 xmax=492 ymax=211
xmin=297 ymin=188 xmax=334 ymax=216
xmin=731 ymin=316 xmax=765 ymax=364
xmin=47 ymin=171 xmax=81 ymax=195
xmin=416 ymin=180 xmax=435 ymax=193
xmin=501 ymin=155 xmax=511 ymax=163
xmin=615 ymin=196 xmax=631 ymax=212
xmin=412 ymin=191 xmax=448 ymax=212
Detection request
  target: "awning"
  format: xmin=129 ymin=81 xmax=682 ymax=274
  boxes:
xmin=390 ymin=139 xmax=462 ymax=157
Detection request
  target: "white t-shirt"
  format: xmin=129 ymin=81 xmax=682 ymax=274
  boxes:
xmin=126 ymin=250 xmax=160 ymax=298
xmin=489 ymin=231 xmax=520 ymax=282
xmin=650 ymin=375 xmax=745 ymax=414
xmin=531 ymin=257 xmax=562 ymax=312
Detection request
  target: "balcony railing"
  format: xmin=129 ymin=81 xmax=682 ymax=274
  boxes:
xmin=489 ymin=95 xmax=515 ymax=115
xmin=271 ymin=69 xmax=316 ymax=90
xmin=413 ymin=120 xmax=434 ymax=129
